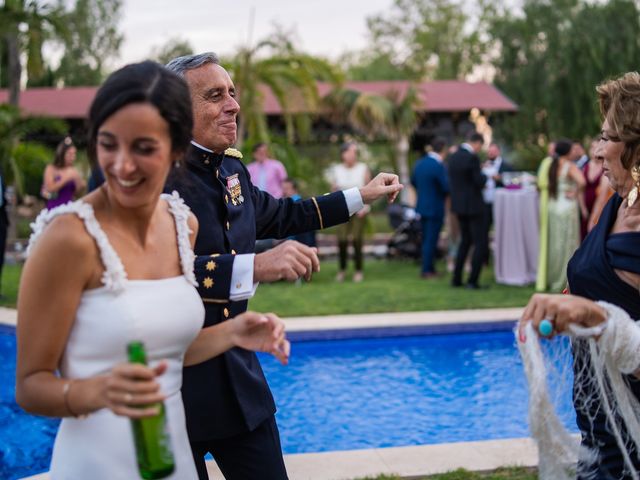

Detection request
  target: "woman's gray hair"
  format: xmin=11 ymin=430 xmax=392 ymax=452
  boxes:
xmin=165 ymin=52 xmax=220 ymax=77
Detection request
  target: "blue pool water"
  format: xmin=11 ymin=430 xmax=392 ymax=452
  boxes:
xmin=1 ymin=325 xmax=577 ymax=478
xmin=1 ymin=325 xmax=59 ymax=480
xmin=259 ymin=329 xmax=577 ymax=454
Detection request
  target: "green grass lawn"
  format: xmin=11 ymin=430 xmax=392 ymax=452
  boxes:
xmin=356 ymin=467 xmax=536 ymax=480
xmin=250 ymin=258 xmax=534 ymax=317
xmin=0 ymin=259 xmax=535 ymax=315
xmin=0 ymin=263 xmax=23 ymax=308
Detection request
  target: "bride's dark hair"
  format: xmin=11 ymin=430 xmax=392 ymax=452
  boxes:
xmin=87 ymin=61 xmax=193 ymax=167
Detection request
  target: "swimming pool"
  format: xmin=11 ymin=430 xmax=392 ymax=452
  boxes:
xmin=259 ymin=328 xmax=576 ymax=454
xmin=1 ymin=325 xmax=59 ymax=480
xmin=1 ymin=324 xmax=577 ymax=479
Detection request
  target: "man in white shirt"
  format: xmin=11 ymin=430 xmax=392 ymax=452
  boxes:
xmin=481 ymin=143 xmax=512 ymax=264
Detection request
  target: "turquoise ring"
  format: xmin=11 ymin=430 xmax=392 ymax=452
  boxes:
xmin=538 ymin=318 xmax=554 ymax=337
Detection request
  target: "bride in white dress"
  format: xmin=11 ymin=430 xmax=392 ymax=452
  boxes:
xmin=15 ymin=61 xmax=290 ymax=480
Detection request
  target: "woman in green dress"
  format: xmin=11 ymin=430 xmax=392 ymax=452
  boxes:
xmin=537 ymin=139 xmax=587 ymax=291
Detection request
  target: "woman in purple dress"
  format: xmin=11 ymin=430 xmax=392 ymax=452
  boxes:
xmin=42 ymin=137 xmax=85 ymax=209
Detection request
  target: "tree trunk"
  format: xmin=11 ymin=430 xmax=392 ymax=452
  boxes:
xmin=6 ymin=31 xmax=21 ymax=107
xmin=395 ymin=135 xmax=410 ymax=204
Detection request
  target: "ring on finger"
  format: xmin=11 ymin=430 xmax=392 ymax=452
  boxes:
xmin=538 ymin=318 xmax=555 ymax=337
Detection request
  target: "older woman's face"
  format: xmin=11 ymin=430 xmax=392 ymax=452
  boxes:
xmin=598 ymin=119 xmax=632 ymax=196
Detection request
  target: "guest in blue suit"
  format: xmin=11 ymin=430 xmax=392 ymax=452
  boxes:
xmin=412 ymin=136 xmax=450 ymax=278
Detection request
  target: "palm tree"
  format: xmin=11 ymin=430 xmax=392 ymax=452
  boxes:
xmin=0 ymin=104 xmax=65 ymax=196
xmin=323 ymin=85 xmax=422 ymax=203
xmin=0 ymin=104 xmax=65 ymax=244
xmin=224 ymin=33 xmax=342 ymax=148
xmin=1 ymin=0 xmax=66 ymax=106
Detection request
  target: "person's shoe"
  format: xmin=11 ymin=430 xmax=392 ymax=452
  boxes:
xmin=352 ymin=271 xmax=364 ymax=283
xmin=451 ymin=280 xmax=463 ymax=287
xmin=421 ymin=272 xmax=442 ymax=279
xmin=335 ymin=271 xmax=345 ymax=282
xmin=465 ymin=283 xmax=489 ymax=290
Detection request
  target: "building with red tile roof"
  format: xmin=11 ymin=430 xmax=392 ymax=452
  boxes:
xmin=0 ymin=80 xmax=516 ymax=118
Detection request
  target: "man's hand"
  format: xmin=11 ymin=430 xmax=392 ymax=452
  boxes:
xmin=359 ymin=172 xmax=403 ymax=204
xmin=254 ymin=240 xmax=320 ymax=283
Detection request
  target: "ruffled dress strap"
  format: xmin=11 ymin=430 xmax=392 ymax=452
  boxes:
xmin=27 ymin=200 xmax=128 ymax=293
xmin=162 ymin=191 xmax=198 ymax=287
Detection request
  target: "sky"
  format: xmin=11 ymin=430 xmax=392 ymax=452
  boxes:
xmin=118 ymin=0 xmax=394 ymax=65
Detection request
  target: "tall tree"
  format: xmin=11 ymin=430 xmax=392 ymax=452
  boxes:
xmin=151 ymin=37 xmax=194 ymax=65
xmin=365 ymin=0 xmax=486 ymax=80
xmin=55 ymin=0 xmax=123 ymax=86
xmin=224 ymin=31 xmax=342 ymax=147
xmin=342 ymin=51 xmax=420 ymax=82
xmin=0 ymin=104 xmax=65 ymax=196
xmin=0 ymin=0 xmax=65 ymax=105
xmin=488 ymin=0 xmax=640 ymax=145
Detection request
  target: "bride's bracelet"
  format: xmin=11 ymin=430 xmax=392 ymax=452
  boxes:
xmin=62 ymin=379 xmax=83 ymax=418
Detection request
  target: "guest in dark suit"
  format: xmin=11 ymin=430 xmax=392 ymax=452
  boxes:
xmin=165 ymin=52 xmax=402 ymax=480
xmin=481 ymin=143 xmax=514 ymax=264
xmin=412 ymin=136 xmax=449 ymax=278
xmin=448 ymin=132 xmax=487 ymax=289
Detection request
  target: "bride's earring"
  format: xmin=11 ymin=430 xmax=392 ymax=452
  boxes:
xmin=628 ymin=165 xmax=640 ymax=207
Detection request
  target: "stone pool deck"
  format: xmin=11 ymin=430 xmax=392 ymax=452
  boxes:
xmin=9 ymin=306 xmax=543 ymax=480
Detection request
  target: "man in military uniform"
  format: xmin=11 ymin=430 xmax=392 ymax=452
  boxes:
xmin=165 ymin=52 xmax=402 ymax=480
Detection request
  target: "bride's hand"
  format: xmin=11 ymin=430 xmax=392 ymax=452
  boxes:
xmin=230 ymin=311 xmax=290 ymax=365
xmin=103 ymin=361 xmax=168 ymax=418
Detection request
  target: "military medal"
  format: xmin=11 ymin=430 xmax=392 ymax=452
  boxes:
xmin=226 ymin=174 xmax=244 ymax=205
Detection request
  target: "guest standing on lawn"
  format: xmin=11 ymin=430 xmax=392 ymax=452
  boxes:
xmin=325 ymin=141 xmax=372 ymax=283
xmin=447 ymin=132 xmax=487 ymax=289
xmin=412 ymin=136 xmax=449 ymax=278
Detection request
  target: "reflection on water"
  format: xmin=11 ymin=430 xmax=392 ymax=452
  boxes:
xmin=259 ymin=331 xmax=576 ymax=454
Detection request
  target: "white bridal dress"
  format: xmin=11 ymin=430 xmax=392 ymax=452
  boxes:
xmin=28 ymin=192 xmax=205 ymax=480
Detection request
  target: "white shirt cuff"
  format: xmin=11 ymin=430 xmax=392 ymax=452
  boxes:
xmin=344 ymin=187 xmax=364 ymax=216
xmin=229 ymin=254 xmax=259 ymax=301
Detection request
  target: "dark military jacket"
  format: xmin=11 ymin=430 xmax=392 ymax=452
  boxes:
xmin=165 ymin=144 xmax=350 ymax=440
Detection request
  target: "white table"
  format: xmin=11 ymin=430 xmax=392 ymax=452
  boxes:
xmin=493 ymin=188 xmax=539 ymax=285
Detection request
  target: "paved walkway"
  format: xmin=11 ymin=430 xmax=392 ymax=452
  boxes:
xmin=13 ymin=306 xmax=540 ymax=480
xmin=0 ymin=306 xmax=16 ymax=326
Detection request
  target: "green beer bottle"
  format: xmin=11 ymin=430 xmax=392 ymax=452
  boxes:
xmin=127 ymin=341 xmax=175 ymax=479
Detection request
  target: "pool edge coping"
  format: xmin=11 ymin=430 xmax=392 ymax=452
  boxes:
xmin=1 ymin=307 xmax=524 ymax=331
xmin=21 ymin=436 xmax=546 ymax=480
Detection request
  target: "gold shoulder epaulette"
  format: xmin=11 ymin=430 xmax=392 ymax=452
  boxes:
xmin=224 ymin=148 xmax=243 ymax=159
